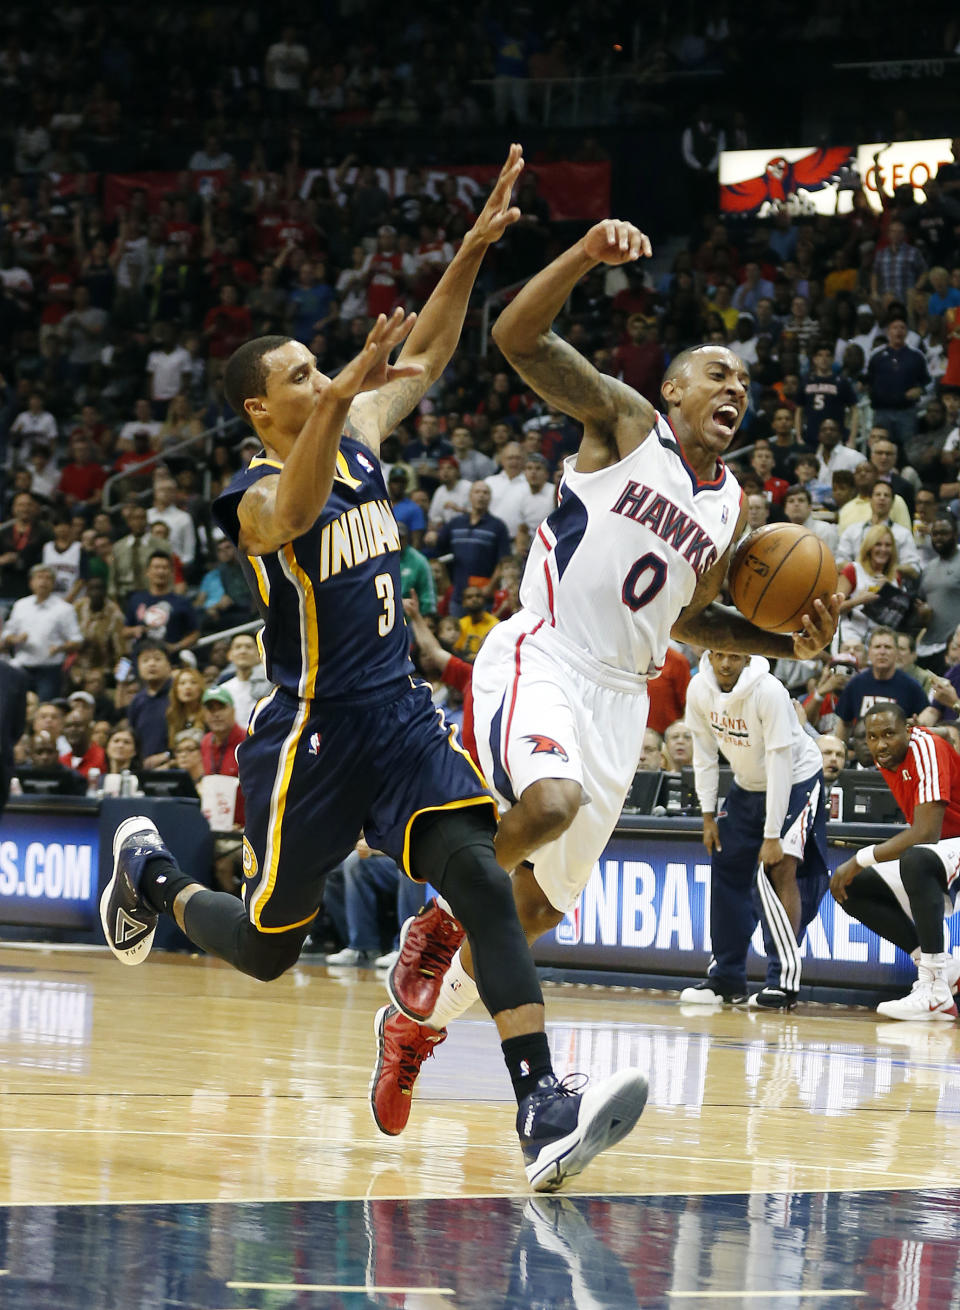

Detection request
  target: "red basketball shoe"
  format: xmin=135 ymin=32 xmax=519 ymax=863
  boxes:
xmin=370 ymin=1004 xmax=447 ymax=1136
xmin=387 ymin=898 xmax=465 ymax=1022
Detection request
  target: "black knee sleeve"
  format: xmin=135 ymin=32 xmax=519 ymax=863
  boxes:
xmin=843 ymin=867 xmax=919 ymax=955
xmin=182 ymin=889 xmax=311 ymax=981
xmin=410 ymin=808 xmax=543 ymax=1015
xmin=900 ymin=846 xmax=948 ymax=953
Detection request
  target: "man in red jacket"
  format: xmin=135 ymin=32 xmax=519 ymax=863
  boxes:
xmin=831 ymin=701 xmax=960 ymax=1020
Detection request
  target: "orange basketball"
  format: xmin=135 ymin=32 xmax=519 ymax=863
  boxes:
xmin=728 ymin=524 xmax=838 ymax=635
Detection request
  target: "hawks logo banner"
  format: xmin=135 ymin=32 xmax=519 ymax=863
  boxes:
xmin=719 ymin=138 xmax=954 ymax=217
xmin=102 ymin=161 xmax=611 ymax=224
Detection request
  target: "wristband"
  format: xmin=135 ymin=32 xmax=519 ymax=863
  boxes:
xmin=855 ymin=845 xmax=876 ymax=869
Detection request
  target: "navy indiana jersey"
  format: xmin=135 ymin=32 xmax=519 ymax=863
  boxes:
xmin=213 ymin=435 xmax=413 ymax=701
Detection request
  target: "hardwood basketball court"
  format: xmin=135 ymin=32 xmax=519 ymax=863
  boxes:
xmin=0 ymin=944 xmax=958 ymax=1306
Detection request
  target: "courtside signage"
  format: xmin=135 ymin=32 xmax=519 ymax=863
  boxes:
xmin=0 ymin=813 xmax=98 ymax=929
xmin=536 ymin=835 xmax=958 ymax=986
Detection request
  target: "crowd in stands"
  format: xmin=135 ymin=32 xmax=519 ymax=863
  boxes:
xmin=2 ymin=8 xmax=960 ymax=952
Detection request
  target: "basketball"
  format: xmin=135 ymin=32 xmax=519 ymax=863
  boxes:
xmin=728 ymin=524 xmax=838 ymax=635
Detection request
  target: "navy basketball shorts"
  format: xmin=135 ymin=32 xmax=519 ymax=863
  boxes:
xmin=236 ymin=679 xmax=496 ymax=933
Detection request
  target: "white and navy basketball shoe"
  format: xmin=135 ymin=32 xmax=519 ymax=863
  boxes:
xmin=517 ymin=1068 xmax=648 ymax=1192
xmin=99 ymin=815 xmax=172 ymax=965
xmin=679 ymin=978 xmax=749 ymax=1005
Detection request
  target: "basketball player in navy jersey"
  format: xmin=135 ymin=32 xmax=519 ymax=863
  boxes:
xmin=373 ymin=218 xmax=842 ymax=1131
xmin=99 ymin=148 xmax=648 ymax=1193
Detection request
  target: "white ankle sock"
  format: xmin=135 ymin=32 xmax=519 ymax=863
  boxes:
xmin=426 ymin=948 xmax=479 ymax=1031
xmin=919 ymin=950 xmax=950 ymax=979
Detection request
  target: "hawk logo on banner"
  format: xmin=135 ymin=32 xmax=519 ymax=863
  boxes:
xmin=523 ymin=734 xmax=569 ymax=763
xmin=720 ymin=146 xmax=854 ymax=215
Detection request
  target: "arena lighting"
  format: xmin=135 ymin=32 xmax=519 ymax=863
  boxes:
xmin=719 ymin=138 xmax=954 ymax=216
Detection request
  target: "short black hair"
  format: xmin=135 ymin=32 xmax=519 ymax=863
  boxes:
xmin=785 ymin=483 xmax=811 ymax=502
xmin=224 ymin=335 xmax=292 ymax=417
xmin=863 ymin=700 xmax=906 ymax=726
xmin=136 ymin=639 xmax=170 ymax=660
xmin=661 ymin=344 xmax=748 ymax=406
xmin=147 ymin=549 xmax=171 ymax=566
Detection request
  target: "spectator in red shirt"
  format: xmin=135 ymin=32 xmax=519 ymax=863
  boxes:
xmin=611 ymin=314 xmax=665 ymax=407
xmin=611 ymin=257 xmax=655 ymax=318
xmin=59 ymin=705 xmax=107 ymax=779
xmin=647 ymin=645 xmax=692 ymax=735
xmin=362 ymin=225 xmax=411 ymax=318
xmin=68 ymin=403 xmax=114 ymax=460
xmin=165 ymin=199 xmax=200 ymax=258
xmin=202 ymin=284 xmax=252 ymax=359
xmin=57 ymin=435 xmax=107 ymax=515
xmin=38 ymin=249 xmax=76 ymax=344
xmin=750 ymin=439 xmax=790 ymax=509
xmin=200 ymin=686 xmax=246 ymax=826
xmin=403 ymin=594 xmax=482 ymax=767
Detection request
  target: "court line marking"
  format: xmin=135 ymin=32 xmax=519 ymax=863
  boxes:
xmin=226 ymin=1283 xmax=455 ymax=1294
xmin=0 ymin=1179 xmax=954 ymax=1208
xmin=668 ymin=1293 xmax=863 ymax=1301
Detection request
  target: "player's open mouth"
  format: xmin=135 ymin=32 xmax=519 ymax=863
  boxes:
xmin=712 ymin=405 xmax=739 ymax=436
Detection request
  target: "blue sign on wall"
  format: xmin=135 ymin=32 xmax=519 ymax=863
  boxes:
xmin=0 ymin=812 xmax=99 ymax=929
xmin=536 ymin=833 xmax=958 ymax=987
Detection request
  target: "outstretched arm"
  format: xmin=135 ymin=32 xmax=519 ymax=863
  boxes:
xmin=346 ymin=145 xmax=526 ymax=452
xmin=238 ymin=310 xmax=421 ymax=556
xmin=491 ymin=219 xmax=656 ymax=462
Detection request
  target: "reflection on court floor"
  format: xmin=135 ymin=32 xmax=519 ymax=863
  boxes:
xmin=1 ymin=951 xmax=959 ymax=1306
xmin=0 ymin=1189 xmax=958 ymax=1308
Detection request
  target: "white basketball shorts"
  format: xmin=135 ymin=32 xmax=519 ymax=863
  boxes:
xmin=872 ymin=836 xmax=960 ymax=921
xmin=472 ymin=610 xmax=649 ymax=913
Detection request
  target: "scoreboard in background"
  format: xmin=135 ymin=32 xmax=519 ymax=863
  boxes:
xmin=719 ymin=138 xmax=954 ymax=216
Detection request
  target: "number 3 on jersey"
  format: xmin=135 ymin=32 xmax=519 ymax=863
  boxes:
xmin=622 ymin=552 xmax=667 ymax=612
xmin=375 ymin=573 xmax=396 ymax=635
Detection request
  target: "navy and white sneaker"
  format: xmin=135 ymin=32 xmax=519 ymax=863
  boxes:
xmin=748 ymin=986 xmax=799 ymax=1011
xmin=99 ymin=815 xmax=172 ymax=965
xmin=517 ymin=1069 xmax=648 ymax=1193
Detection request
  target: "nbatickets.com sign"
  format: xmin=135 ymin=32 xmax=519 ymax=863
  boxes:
xmin=541 ymin=842 xmax=960 ymax=988
xmin=0 ymin=841 xmax=93 ymax=903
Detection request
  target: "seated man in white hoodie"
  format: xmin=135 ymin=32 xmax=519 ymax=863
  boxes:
xmin=681 ymin=651 xmax=829 ymax=1010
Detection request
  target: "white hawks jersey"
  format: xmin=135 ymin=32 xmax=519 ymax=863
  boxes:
xmin=520 ymin=413 xmax=743 ymax=676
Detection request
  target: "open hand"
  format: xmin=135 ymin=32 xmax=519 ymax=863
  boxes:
xmin=793 ymin=593 xmax=842 ymax=659
xmin=331 ymin=308 xmax=423 ymax=398
xmin=469 ymin=143 xmax=525 ymax=246
xmin=582 ymin=219 xmax=652 ymax=266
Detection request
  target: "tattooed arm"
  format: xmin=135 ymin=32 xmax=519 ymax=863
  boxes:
xmin=492 ymin=220 xmax=656 ymax=467
xmin=347 ymin=145 xmax=525 ymax=453
xmin=671 ymin=508 xmax=841 ymax=659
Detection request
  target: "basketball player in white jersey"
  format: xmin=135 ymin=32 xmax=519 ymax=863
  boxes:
xmin=371 ymin=219 xmax=840 ymax=1134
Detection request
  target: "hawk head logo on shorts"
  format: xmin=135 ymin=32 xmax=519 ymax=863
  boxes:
xmin=523 ymin=734 xmax=569 ymax=763
xmin=308 ymin=731 xmax=322 ymax=756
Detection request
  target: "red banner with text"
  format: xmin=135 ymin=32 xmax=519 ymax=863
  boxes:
xmin=101 ymin=161 xmax=610 ymax=224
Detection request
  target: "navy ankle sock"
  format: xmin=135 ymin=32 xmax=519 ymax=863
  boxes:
xmin=502 ymin=1031 xmax=554 ymax=1104
xmin=141 ymin=859 xmax=196 ymax=916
